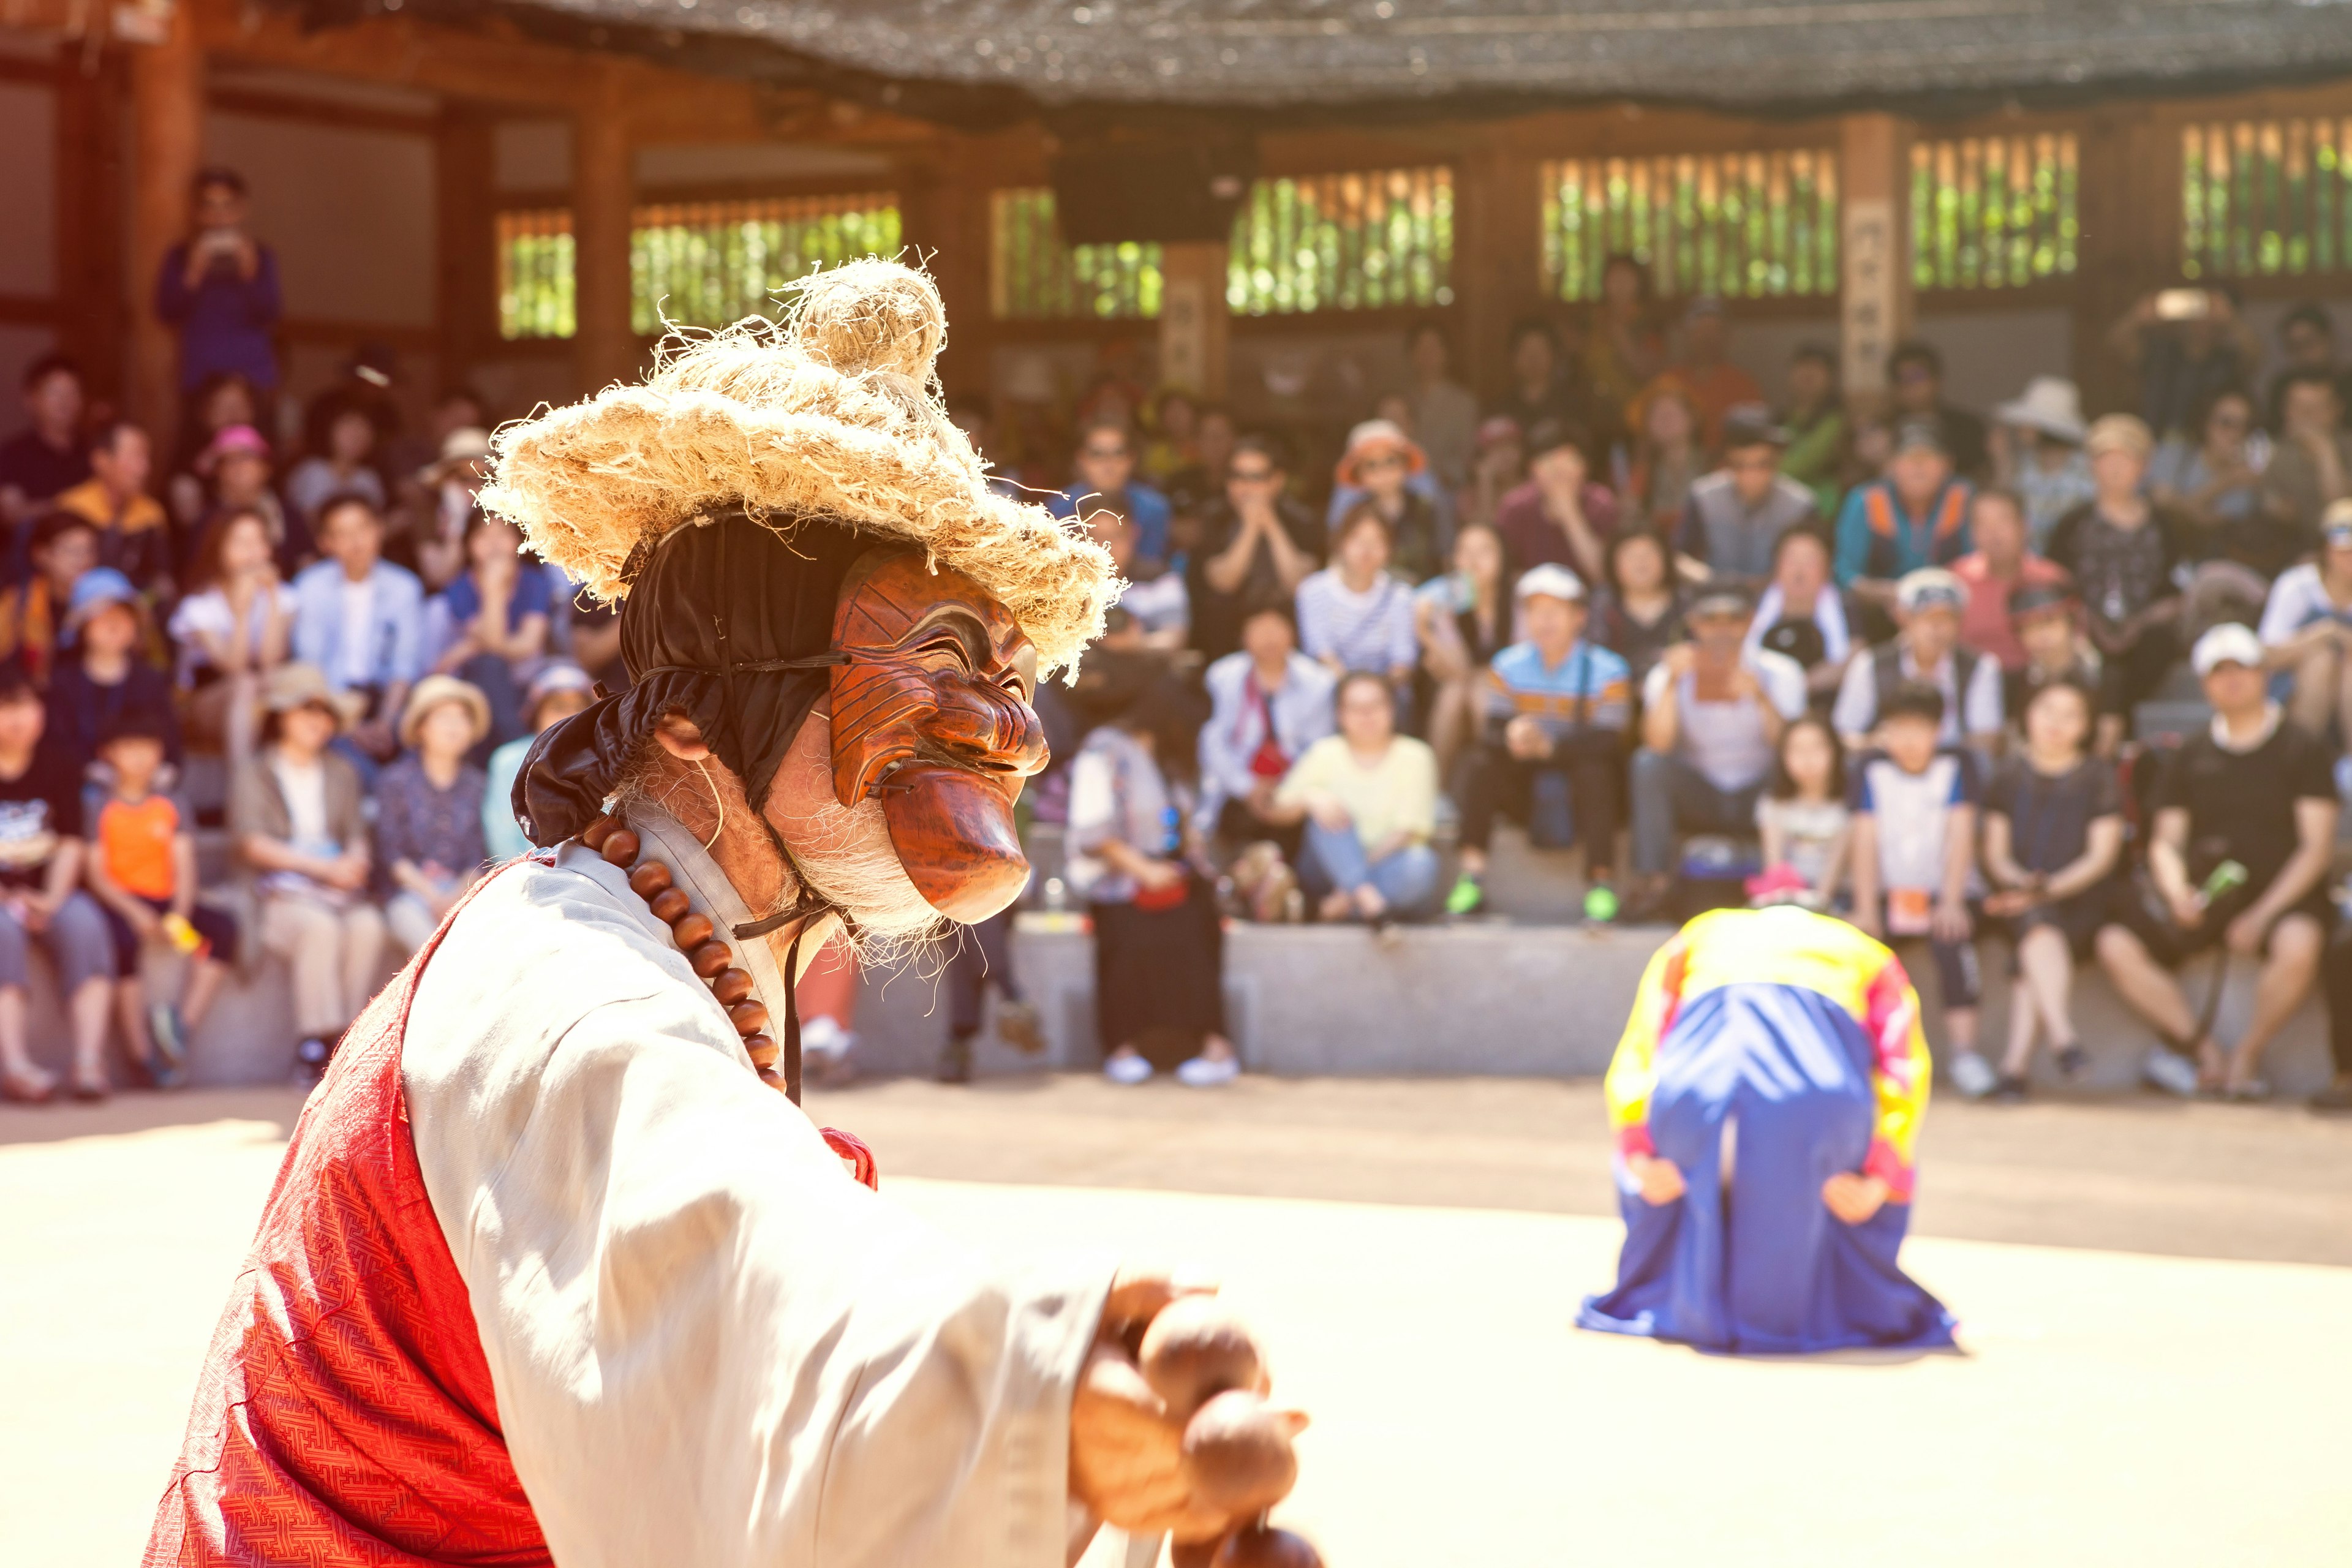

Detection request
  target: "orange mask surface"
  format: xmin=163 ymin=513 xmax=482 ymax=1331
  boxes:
xmin=828 ymin=547 xmax=1047 ymax=923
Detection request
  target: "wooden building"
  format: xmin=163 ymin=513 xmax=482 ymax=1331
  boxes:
xmin=4 ymin=0 xmax=2352 ymax=459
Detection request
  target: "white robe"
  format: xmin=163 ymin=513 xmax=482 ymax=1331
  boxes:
xmin=401 ymin=832 xmax=1114 ymax=1566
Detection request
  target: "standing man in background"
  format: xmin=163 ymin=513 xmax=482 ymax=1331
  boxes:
xmin=155 ymin=169 xmax=282 ymax=426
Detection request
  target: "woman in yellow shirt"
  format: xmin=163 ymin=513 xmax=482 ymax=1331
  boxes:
xmin=1269 ymin=671 xmax=1441 ymax=928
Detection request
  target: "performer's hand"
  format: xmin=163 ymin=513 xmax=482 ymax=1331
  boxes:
xmin=1822 ymin=1172 xmax=1890 ymax=1225
xmin=1629 ymin=1153 xmax=1686 ymax=1205
xmin=1070 ymin=1270 xmax=1305 ymax=1545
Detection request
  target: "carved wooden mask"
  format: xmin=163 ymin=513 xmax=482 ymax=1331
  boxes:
xmin=828 ymin=546 xmax=1047 ymax=922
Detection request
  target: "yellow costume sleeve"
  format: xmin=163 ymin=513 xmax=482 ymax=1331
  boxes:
xmin=1604 ymin=935 xmax=1688 ymax=1159
xmin=1858 ymin=954 xmax=1934 ymax=1200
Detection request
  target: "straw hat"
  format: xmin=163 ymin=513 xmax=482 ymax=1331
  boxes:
xmin=262 ymin=663 xmax=364 ymax=731
xmin=419 ymin=426 xmax=494 ymax=484
xmin=398 ymin=674 xmax=491 ymax=750
xmin=1333 ymin=418 xmax=1427 ymax=487
xmin=481 ymin=258 xmax=1118 ymax=676
xmin=1994 ymin=377 xmax=2087 ymax=443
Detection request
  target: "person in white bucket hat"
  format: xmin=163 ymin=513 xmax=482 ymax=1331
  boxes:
xmin=1992 ymin=375 xmax=2095 ymax=546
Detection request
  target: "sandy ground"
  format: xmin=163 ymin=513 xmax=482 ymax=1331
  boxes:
xmin=3 ymin=1080 xmax=2348 ymax=1567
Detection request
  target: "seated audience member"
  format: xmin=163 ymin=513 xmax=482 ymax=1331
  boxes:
xmin=1187 ymin=435 xmax=1323 ymax=662
xmin=1646 ymin=296 xmax=1765 ymax=450
xmin=189 ymin=424 xmax=293 ymax=566
xmin=1990 ymin=376 xmax=2095 ymax=546
xmin=1325 ymin=418 xmax=1446 ymax=583
xmin=292 ymin=493 xmax=425 ymax=764
xmin=2154 ymin=390 xmax=2282 ymax=637
xmin=1069 ymin=682 xmax=1237 ymax=1088
xmin=428 ymin=511 xmax=551 ymax=750
xmin=1494 ymin=420 xmax=1616 ymax=583
xmin=410 ymin=426 xmax=494 ymax=591
xmin=233 ymin=663 xmax=385 ymax=1083
xmin=2008 ymin=582 xmax=2123 ymax=757
xmin=1197 ymin=602 xmax=1335 ymax=863
xmin=1953 ymin=487 xmax=2070 ymax=677
xmin=1581 ymin=255 xmax=1665 ymax=418
xmin=1138 ymin=386 xmax=1197 ymax=489
xmin=168 ymin=505 xmax=292 ymax=767
xmin=1624 ymin=384 xmax=1706 ymax=534
xmin=1449 ymin=564 xmax=1632 ymax=921
xmin=1088 ymin=502 xmax=1187 ymax=650
xmin=1490 ymin=316 xmax=1588 ymax=440
xmin=2258 ymin=499 xmax=2352 ymax=740
xmin=1832 ymin=568 xmax=2003 ymax=754
xmin=1627 ymin=585 xmax=1806 ymax=919
xmin=1458 ymin=415 xmax=1527 ymax=536
xmin=1270 ymin=670 xmax=1442 ymax=927
xmin=2097 ymin=625 xmax=2338 ymax=1099
xmin=1297 ymin=505 xmax=1416 ymax=690
xmin=1887 ymin=339 xmax=1991 ymax=479
xmin=2260 ymin=368 xmax=2352 ymax=545
xmin=1979 ymin=678 xmax=2125 ymax=1102
xmin=1047 ymin=417 xmax=1172 ymax=564
xmin=1161 ymin=402 xmax=1236 ymax=528
xmin=1847 ymin=680 xmax=1987 ymax=1094
xmin=375 ymin=676 xmax=490 ymax=955
xmin=1404 ymin=318 xmax=1480 ymax=495
xmin=0 ymin=510 xmax=99 ymax=686
xmin=45 ymin=567 xmax=178 ymax=772
xmin=1834 ymin=420 xmax=1973 ymax=613
xmin=82 ymin=707 xmax=237 ymax=1088
xmin=1753 ymin=714 xmax=1851 ymax=910
xmin=0 ymin=665 xmax=114 ymax=1101
xmin=1744 ymin=526 xmax=1856 ymax=705
xmin=164 ymin=372 xmax=260 ymax=535
xmin=284 ymin=402 xmax=386 ymax=537
xmin=0 ymin=353 xmax=89 ymax=530
xmin=2044 ymin=415 xmax=2185 ymax=718
xmin=1776 ymin=342 xmax=1848 ymax=519
xmin=55 ymin=419 xmax=172 ymax=598
xmin=1590 ymin=529 xmax=1686 ymax=692
xmin=1414 ymin=518 xmax=1510 ymax=779
xmin=1674 ymin=405 xmax=1817 ymax=586
xmin=483 ymin=663 xmax=595 ymax=862
xmin=2106 ymin=286 xmax=2258 ymax=440
xmin=2264 ymin=301 xmax=2350 ymax=426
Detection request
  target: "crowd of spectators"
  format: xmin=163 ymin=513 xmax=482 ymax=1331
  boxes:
xmin=1027 ymin=288 xmax=2352 ymax=1110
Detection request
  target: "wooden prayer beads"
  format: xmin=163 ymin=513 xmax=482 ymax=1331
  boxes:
xmin=581 ymin=812 xmax=786 ymax=1093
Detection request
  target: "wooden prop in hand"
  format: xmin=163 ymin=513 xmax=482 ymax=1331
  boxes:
xmin=1071 ymin=1280 xmax=1323 ymax=1564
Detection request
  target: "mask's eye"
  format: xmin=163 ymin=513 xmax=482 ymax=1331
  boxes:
xmin=1006 ymin=644 xmax=1038 ymax=702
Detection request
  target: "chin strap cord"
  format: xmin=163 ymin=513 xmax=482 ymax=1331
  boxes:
xmin=780 ymin=925 xmax=805 ymax=1104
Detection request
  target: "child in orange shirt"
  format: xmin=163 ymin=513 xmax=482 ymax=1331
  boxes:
xmin=83 ymin=707 xmax=236 ymax=1085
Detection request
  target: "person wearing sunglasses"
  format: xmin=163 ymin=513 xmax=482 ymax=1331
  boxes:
xmin=1045 ymin=415 xmax=1173 ymax=565
xmin=1186 ymin=433 xmax=1324 ymax=662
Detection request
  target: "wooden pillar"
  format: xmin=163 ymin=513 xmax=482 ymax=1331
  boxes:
xmin=897 ymin=137 xmax=995 ymax=398
xmin=2071 ymin=108 xmax=2155 ymax=419
xmin=1455 ymin=140 xmax=1544 ymax=404
xmin=435 ymin=104 xmax=499 ymax=385
xmin=1838 ymin=113 xmax=1913 ymax=413
xmin=55 ymin=44 xmax=127 ymax=407
xmin=571 ymin=67 xmax=636 ymax=393
xmin=1158 ymin=241 xmax=1229 ymax=401
xmin=127 ymin=0 xmax=204 ymax=441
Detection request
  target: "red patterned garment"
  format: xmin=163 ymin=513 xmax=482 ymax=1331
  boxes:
xmin=146 ymin=883 xmax=553 ymax=1567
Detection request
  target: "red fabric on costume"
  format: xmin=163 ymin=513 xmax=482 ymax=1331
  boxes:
xmin=147 ymin=870 xmax=553 ymax=1567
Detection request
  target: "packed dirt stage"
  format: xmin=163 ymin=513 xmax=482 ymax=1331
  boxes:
xmin=4 ymin=0 xmax=2352 ymax=1564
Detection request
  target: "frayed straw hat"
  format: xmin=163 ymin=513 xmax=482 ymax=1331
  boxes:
xmin=480 ymin=258 xmax=1117 ymax=675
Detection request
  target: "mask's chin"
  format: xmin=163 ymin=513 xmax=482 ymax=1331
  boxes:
xmin=880 ymin=765 xmax=1030 ymax=924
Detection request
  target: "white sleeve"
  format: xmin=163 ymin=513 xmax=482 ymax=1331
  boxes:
xmin=404 ymin=887 xmax=1109 ymax=1568
xmin=1760 ymin=654 xmax=1808 ymax=719
xmin=1965 ymin=654 xmax=2005 ymax=735
xmin=1831 ymin=653 xmax=1875 ymax=737
xmin=2258 ymin=568 xmax=2312 ymax=647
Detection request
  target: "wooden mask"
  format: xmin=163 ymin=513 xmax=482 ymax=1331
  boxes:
xmin=828 ymin=546 xmax=1047 ymax=922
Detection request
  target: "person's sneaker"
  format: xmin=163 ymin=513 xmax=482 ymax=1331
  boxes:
xmin=1582 ymin=884 xmax=1621 ymax=925
xmin=2140 ymin=1046 xmax=2202 ymax=1098
xmin=2054 ymin=1042 xmax=2090 ymax=1080
xmin=149 ymin=1002 xmax=187 ymax=1072
xmin=1947 ymin=1050 xmax=1999 ymax=1099
xmin=936 ymin=1035 xmax=973 ymax=1085
xmin=1175 ymin=1053 xmax=1241 ymax=1088
xmin=1102 ymin=1052 xmax=1153 ymax=1086
xmin=1444 ymin=874 xmax=1486 ymax=918
xmin=292 ymin=1036 xmax=332 ymax=1090
xmin=1989 ymin=1072 xmax=2030 ymax=1104
xmin=2309 ymin=1076 xmax=2352 ymax=1113
xmin=993 ymin=998 xmax=1046 ymax=1055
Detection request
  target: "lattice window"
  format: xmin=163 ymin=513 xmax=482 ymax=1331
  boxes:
xmin=2182 ymin=119 xmax=2352 ymax=280
xmin=631 ymin=194 xmax=901 ymax=333
xmin=1541 ymin=151 xmax=1839 ymax=302
xmin=1909 ymin=134 xmax=2078 ymax=291
xmin=1227 ymin=167 xmax=1454 ymax=316
xmin=497 ymin=209 xmax=576 ymax=341
xmin=990 ymin=189 xmax=1164 ymax=321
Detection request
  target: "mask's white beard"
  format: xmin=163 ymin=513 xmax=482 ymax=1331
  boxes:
xmin=778 ymin=787 xmax=941 ymax=952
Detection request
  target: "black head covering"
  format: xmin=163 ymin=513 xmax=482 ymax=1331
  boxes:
xmin=514 ymin=508 xmax=870 ymax=846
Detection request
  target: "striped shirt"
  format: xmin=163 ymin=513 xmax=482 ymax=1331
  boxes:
xmin=1482 ymin=638 xmax=1632 ymax=744
xmin=1295 ymin=567 xmax=1417 ymax=674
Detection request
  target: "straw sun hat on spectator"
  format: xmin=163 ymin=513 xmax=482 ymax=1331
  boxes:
xmin=419 ymin=426 xmax=494 ymax=484
xmin=398 ymin=674 xmax=491 ymax=750
xmin=263 ymin=663 xmax=364 ymax=730
xmin=1333 ymin=418 xmax=1426 ymax=487
xmin=1994 ymin=377 xmax=2087 ymax=443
